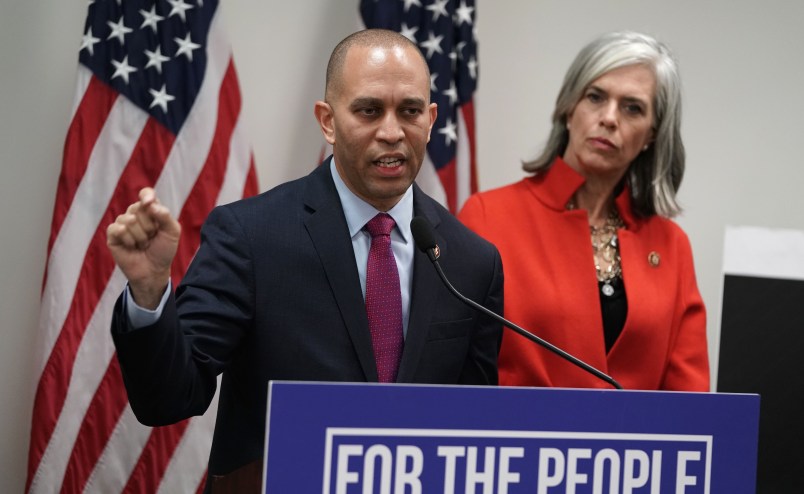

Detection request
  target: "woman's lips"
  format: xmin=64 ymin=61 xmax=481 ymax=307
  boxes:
xmin=590 ymin=137 xmax=616 ymax=150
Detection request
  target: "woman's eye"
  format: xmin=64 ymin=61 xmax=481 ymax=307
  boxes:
xmin=586 ymin=92 xmax=603 ymax=103
xmin=624 ymin=103 xmax=644 ymax=115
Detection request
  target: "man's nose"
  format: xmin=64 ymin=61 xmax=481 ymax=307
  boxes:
xmin=377 ymin=113 xmax=404 ymax=143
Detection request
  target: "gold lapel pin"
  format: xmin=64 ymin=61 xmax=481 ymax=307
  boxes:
xmin=648 ymin=251 xmax=660 ymax=267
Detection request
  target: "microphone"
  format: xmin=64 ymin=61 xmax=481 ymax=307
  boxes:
xmin=410 ymin=216 xmax=623 ymax=390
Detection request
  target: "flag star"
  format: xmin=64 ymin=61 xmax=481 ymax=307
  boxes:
xmin=167 ymin=0 xmax=194 ymax=22
xmin=425 ymin=0 xmax=449 ymax=22
xmin=139 ymin=6 xmax=164 ymax=33
xmin=454 ymin=0 xmax=475 ymax=26
xmin=467 ymin=56 xmax=478 ymax=79
xmin=106 ymin=16 xmax=133 ymax=45
xmin=430 ymin=72 xmax=439 ymax=92
xmin=438 ymin=118 xmax=458 ymax=146
xmin=174 ymin=33 xmax=201 ymax=61
xmin=402 ymin=0 xmax=421 ymax=12
xmin=149 ymin=84 xmax=175 ymax=112
xmin=449 ymin=41 xmax=467 ymax=70
xmin=144 ymin=45 xmax=170 ymax=73
xmin=448 ymin=50 xmax=458 ymax=70
xmin=454 ymin=41 xmax=467 ymax=60
xmin=400 ymin=23 xmax=418 ymax=43
xmin=443 ymin=81 xmax=458 ymax=106
xmin=419 ymin=32 xmax=444 ymax=58
xmin=111 ymin=55 xmax=137 ymax=84
xmin=80 ymin=27 xmax=100 ymax=56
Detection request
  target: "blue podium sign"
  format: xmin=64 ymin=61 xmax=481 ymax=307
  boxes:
xmin=262 ymin=382 xmax=758 ymax=493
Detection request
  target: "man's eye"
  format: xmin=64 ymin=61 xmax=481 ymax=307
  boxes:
xmin=359 ymin=108 xmax=379 ymax=116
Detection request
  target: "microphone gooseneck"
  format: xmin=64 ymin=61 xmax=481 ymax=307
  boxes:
xmin=411 ymin=216 xmax=623 ymax=390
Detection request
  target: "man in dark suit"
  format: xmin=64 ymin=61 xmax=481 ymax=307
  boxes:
xmin=106 ymin=29 xmax=503 ymax=486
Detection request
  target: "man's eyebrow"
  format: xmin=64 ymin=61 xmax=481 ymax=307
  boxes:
xmin=400 ymin=97 xmax=427 ymax=108
xmin=350 ymin=97 xmax=383 ymax=109
xmin=348 ymin=96 xmax=427 ymax=110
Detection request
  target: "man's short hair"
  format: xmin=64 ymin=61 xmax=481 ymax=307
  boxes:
xmin=325 ymin=29 xmax=430 ymax=101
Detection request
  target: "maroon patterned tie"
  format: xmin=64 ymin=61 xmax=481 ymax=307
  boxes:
xmin=365 ymin=213 xmax=404 ymax=383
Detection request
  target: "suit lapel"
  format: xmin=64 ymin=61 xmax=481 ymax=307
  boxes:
xmin=303 ymin=164 xmax=377 ymax=382
xmin=397 ymin=188 xmax=443 ymax=382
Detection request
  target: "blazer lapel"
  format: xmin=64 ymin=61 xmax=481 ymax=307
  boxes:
xmin=396 ymin=188 xmax=443 ymax=382
xmin=303 ymin=164 xmax=377 ymax=382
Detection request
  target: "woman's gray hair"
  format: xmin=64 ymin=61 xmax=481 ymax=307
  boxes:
xmin=524 ymin=31 xmax=685 ymax=218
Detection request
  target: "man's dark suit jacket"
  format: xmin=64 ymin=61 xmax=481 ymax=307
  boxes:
xmin=111 ymin=162 xmax=503 ymax=480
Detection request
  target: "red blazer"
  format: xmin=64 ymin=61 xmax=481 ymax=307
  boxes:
xmin=459 ymin=158 xmax=709 ymax=391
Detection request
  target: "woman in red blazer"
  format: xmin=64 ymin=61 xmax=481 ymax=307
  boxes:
xmin=459 ymin=31 xmax=709 ymax=391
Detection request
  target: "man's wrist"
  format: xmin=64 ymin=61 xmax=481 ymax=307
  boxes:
xmin=129 ymin=276 xmax=170 ymax=310
xmin=126 ymin=279 xmax=172 ymax=329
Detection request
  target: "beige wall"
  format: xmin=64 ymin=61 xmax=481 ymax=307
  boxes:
xmin=3 ymin=1 xmax=802 ymax=489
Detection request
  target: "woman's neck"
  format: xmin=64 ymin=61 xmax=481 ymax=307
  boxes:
xmin=573 ymin=180 xmax=618 ymax=227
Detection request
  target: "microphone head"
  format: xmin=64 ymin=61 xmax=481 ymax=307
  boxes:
xmin=410 ymin=216 xmax=438 ymax=254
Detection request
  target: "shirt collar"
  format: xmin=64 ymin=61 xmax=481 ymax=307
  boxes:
xmin=329 ymin=158 xmax=413 ymax=241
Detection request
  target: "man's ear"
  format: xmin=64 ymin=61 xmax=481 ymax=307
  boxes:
xmin=426 ymin=102 xmax=437 ymax=143
xmin=314 ymin=101 xmax=336 ymax=145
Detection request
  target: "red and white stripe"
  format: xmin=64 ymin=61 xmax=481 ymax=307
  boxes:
xmin=27 ymin=9 xmax=257 ymax=493
xmin=420 ymin=101 xmax=478 ymax=213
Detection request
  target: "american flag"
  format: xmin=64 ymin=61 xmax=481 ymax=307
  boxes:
xmin=26 ymin=0 xmax=257 ymax=492
xmin=360 ymin=0 xmax=479 ymax=213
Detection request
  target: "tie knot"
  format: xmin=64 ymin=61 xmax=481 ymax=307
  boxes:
xmin=365 ymin=213 xmax=396 ymax=238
